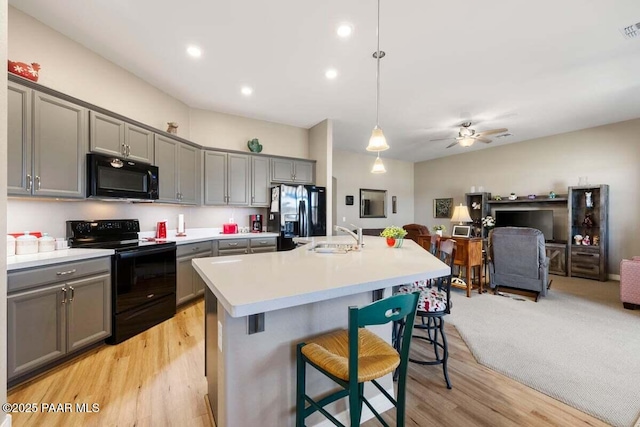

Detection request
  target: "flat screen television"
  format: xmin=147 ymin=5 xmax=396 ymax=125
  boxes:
xmin=494 ymin=210 xmax=554 ymax=241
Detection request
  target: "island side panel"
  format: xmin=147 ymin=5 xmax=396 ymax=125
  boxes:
xmin=205 ymin=287 xmax=219 ymax=426
xmin=213 ymin=288 xmax=394 ymax=427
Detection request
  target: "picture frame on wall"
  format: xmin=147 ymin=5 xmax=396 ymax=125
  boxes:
xmin=345 ymin=195 xmax=354 ymax=205
xmin=433 ymin=198 xmax=453 ymax=218
xmin=452 ymin=225 xmax=471 ymax=238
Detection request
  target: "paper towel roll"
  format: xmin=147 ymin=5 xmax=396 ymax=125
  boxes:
xmin=178 ymin=214 xmax=185 ymax=233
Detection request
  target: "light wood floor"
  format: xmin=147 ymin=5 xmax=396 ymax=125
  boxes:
xmin=8 ymin=298 xmax=609 ymax=427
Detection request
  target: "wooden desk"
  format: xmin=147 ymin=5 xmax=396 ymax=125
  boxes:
xmin=417 ymin=234 xmax=483 ymax=297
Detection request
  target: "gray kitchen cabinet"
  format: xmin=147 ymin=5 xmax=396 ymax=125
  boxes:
xmin=270 ymin=158 xmax=314 ymax=184
xmin=249 ymin=237 xmax=277 ymax=254
xmin=218 ymin=239 xmax=249 ymax=256
xmin=177 ymin=241 xmax=213 ymax=306
xmin=89 ymin=111 xmax=154 ymax=164
xmin=204 ymin=151 xmax=250 ymax=206
xmin=7 ymin=81 xmax=32 ymax=196
xmin=8 ymin=83 xmax=86 ymax=198
xmin=155 ymin=135 xmax=201 ymax=204
xmin=251 ymin=156 xmax=270 ymax=207
xmin=7 ymin=258 xmax=111 ymax=381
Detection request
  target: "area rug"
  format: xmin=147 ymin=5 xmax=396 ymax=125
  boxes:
xmin=447 ymin=277 xmax=640 ymax=427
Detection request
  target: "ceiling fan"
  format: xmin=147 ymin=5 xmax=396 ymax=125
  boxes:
xmin=431 ymin=122 xmax=508 ymax=148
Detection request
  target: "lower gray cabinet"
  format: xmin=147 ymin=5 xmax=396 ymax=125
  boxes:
xmin=177 ymin=241 xmax=213 ymax=306
xmin=249 ymin=237 xmax=277 ymax=254
xmin=7 ymin=261 xmax=111 ymax=381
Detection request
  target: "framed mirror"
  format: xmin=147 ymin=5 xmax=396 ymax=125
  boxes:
xmin=360 ymin=188 xmax=387 ymax=218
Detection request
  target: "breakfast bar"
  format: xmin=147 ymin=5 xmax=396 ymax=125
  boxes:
xmin=192 ymin=236 xmax=450 ymax=427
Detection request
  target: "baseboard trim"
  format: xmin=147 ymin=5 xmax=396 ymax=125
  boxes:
xmin=609 ymin=274 xmax=620 ymax=281
xmin=312 ymin=387 xmax=395 ymax=427
xmin=1 ymin=414 xmax=12 ymax=427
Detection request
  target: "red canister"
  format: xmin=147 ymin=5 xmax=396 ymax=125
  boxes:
xmin=156 ymin=221 xmax=167 ymax=239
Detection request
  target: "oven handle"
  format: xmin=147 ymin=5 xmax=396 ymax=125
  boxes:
xmin=116 ymin=246 xmax=176 ymax=259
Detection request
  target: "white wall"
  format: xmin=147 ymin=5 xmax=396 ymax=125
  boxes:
xmin=309 ymin=119 xmax=333 ymax=234
xmin=189 ymin=108 xmax=309 ymax=158
xmin=1 ymin=0 xmax=9 ymax=412
xmin=414 ymin=118 xmax=640 ymax=275
xmin=333 ymin=150 xmax=414 ymax=230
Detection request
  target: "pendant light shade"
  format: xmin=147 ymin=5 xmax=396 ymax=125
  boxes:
xmin=371 ymin=153 xmax=386 ymax=174
xmin=459 ymin=137 xmax=475 ymax=147
xmin=366 ymin=0 xmax=389 ymax=152
xmin=367 ymin=126 xmax=389 ymax=151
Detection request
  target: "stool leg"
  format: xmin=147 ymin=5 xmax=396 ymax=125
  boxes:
xmin=296 ymin=344 xmax=306 ymax=427
xmin=349 ymin=382 xmax=363 ymax=426
xmin=438 ymin=318 xmax=452 ymax=389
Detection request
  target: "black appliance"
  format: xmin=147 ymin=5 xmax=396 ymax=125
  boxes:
xmin=494 ymin=209 xmax=554 ymax=242
xmin=87 ymin=153 xmax=159 ymax=200
xmin=67 ymin=219 xmax=177 ymax=344
xmin=250 ymin=214 xmax=263 ymax=233
xmin=267 ymin=184 xmax=326 ymax=250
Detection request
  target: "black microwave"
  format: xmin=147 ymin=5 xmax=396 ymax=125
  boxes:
xmin=87 ymin=153 xmax=159 ymax=200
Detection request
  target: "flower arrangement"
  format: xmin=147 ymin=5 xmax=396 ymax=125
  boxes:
xmin=482 ymin=216 xmax=495 ymax=228
xmin=380 ymin=226 xmax=408 ymax=239
xmin=432 ymin=225 xmax=446 ymax=232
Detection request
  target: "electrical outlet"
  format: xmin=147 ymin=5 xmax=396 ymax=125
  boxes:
xmin=342 ymin=217 xmax=346 ymax=222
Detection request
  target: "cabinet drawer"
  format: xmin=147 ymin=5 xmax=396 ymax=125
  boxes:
xmin=218 ymin=248 xmax=249 ymax=256
xmin=250 ymin=237 xmax=277 ymax=248
xmin=571 ymin=262 xmax=600 ymax=279
xmin=571 ymin=249 xmax=600 ymax=266
xmin=250 ymin=246 xmax=276 ymax=254
xmin=218 ymin=239 xmax=248 ymax=250
xmin=177 ymin=241 xmax=213 ymax=257
xmin=8 ymin=257 xmax=111 ymax=293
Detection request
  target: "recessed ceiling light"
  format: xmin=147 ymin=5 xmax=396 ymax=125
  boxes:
xmin=186 ymin=46 xmax=202 ymax=58
xmin=336 ymin=23 xmax=353 ymax=38
xmin=325 ymin=69 xmax=338 ymax=80
xmin=241 ymin=86 xmax=253 ymax=96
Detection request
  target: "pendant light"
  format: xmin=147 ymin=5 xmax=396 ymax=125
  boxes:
xmin=366 ymin=0 xmax=389 ymax=152
xmin=371 ymin=152 xmax=386 ymax=174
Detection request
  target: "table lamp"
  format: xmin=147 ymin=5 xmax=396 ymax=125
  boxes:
xmin=450 ymin=203 xmax=472 ymax=225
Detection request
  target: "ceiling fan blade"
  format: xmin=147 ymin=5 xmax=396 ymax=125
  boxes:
xmin=475 ymin=136 xmax=492 ymax=143
xmin=445 ymin=141 xmax=459 ymax=149
xmin=429 ymin=136 xmax=455 ymax=142
xmin=475 ymin=128 xmax=508 ymax=137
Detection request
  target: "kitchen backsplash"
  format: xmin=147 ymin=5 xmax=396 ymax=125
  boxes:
xmin=7 ymin=199 xmax=267 ymax=238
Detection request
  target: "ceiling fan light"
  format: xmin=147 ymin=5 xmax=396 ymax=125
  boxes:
xmin=371 ymin=154 xmax=386 ymax=174
xmin=366 ymin=126 xmax=389 ymax=151
xmin=459 ymin=137 xmax=475 ymax=147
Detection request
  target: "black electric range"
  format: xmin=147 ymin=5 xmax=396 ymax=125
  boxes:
xmin=67 ymin=219 xmax=177 ymax=344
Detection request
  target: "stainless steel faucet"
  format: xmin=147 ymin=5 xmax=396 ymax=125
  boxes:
xmin=334 ymin=225 xmax=364 ymax=248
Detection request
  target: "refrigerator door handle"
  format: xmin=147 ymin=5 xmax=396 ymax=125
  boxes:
xmin=299 ymin=199 xmax=307 ymax=237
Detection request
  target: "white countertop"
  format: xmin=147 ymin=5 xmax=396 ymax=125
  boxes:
xmin=7 ymin=248 xmax=115 ymax=271
xmin=139 ymin=228 xmax=279 ymax=245
xmin=192 ymin=236 xmax=450 ymax=318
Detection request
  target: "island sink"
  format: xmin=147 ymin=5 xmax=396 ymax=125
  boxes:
xmin=309 ymin=242 xmax=359 ymax=253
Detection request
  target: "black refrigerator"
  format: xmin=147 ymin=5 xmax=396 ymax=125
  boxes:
xmin=267 ymin=184 xmax=327 ymax=250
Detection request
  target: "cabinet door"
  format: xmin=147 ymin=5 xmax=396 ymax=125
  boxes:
xmin=228 ymin=153 xmax=250 ymax=206
xmin=125 ymin=123 xmax=154 ymax=164
xmin=7 ymin=284 xmax=66 ymax=380
xmin=178 ymin=143 xmax=201 ymax=205
xmin=294 ymin=161 xmax=314 ymax=184
xmin=154 ymin=134 xmax=179 ymax=202
xmin=193 ymin=266 xmax=207 ymax=296
xmin=33 ymin=92 xmax=86 ymax=198
xmin=204 ymin=151 xmax=227 ymax=205
xmin=7 ymin=82 xmax=32 ymax=196
xmin=218 ymin=248 xmax=249 ymax=256
xmin=89 ymin=111 xmax=125 ymax=158
xmin=271 ymin=158 xmax=294 ymax=182
xmin=66 ymin=273 xmax=111 ymax=352
xmin=251 ymin=156 xmax=270 ymax=207
xmin=177 ymin=256 xmax=196 ymax=305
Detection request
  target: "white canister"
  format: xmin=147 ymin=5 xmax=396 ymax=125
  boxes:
xmin=16 ymin=231 xmax=38 ymax=255
xmin=38 ymin=233 xmax=56 ymax=252
xmin=7 ymin=235 xmax=16 ymax=257
xmin=55 ymin=238 xmax=68 ymax=250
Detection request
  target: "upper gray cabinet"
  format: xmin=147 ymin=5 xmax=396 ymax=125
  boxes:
xmin=154 ymin=134 xmax=201 ymax=204
xmin=204 ymin=151 xmax=250 ymax=206
xmin=251 ymin=156 xmax=270 ymax=207
xmin=90 ymin=111 xmax=154 ymax=164
xmin=270 ymin=158 xmax=314 ymax=184
xmin=8 ymin=82 xmax=86 ymax=198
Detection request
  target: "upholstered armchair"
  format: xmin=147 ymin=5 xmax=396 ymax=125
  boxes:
xmin=403 ymin=224 xmax=429 ymax=243
xmin=620 ymin=257 xmax=640 ymax=309
xmin=488 ymin=227 xmax=550 ymax=301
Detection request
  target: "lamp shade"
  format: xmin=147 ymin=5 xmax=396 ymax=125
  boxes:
xmin=371 ymin=155 xmax=386 ymax=173
xmin=459 ymin=137 xmax=474 ymax=147
xmin=366 ymin=126 xmax=389 ymax=151
xmin=450 ymin=203 xmax=472 ymax=224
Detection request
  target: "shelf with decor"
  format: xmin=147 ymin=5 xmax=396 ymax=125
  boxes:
xmin=465 ymin=192 xmax=491 ymax=238
xmin=487 ymin=195 xmax=568 ymax=205
xmin=567 ymin=185 xmax=608 ymax=281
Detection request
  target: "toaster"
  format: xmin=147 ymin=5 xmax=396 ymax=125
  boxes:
xmin=223 ymin=223 xmax=238 ymax=234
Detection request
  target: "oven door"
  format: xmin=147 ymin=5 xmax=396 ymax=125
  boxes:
xmin=113 ymin=245 xmax=177 ymax=314
xmin=87 ymin=153 xmax=159 ymax=200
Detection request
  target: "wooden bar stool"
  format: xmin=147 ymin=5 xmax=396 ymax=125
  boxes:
xmin=296 ymin=292 xmax=419 ymax=427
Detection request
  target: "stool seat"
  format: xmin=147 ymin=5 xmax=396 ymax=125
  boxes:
xmin=302 ymin=328 xmax=399 ymax=382
xmin=397 ymin=281 xmax=448 ymax=313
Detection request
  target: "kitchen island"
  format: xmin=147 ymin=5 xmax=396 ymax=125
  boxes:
xmin=192 ymin=236 xmax=450 ymax=427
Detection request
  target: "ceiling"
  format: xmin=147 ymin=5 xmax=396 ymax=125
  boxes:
xmin=10 ymin=0 xmax=640 ymax=162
